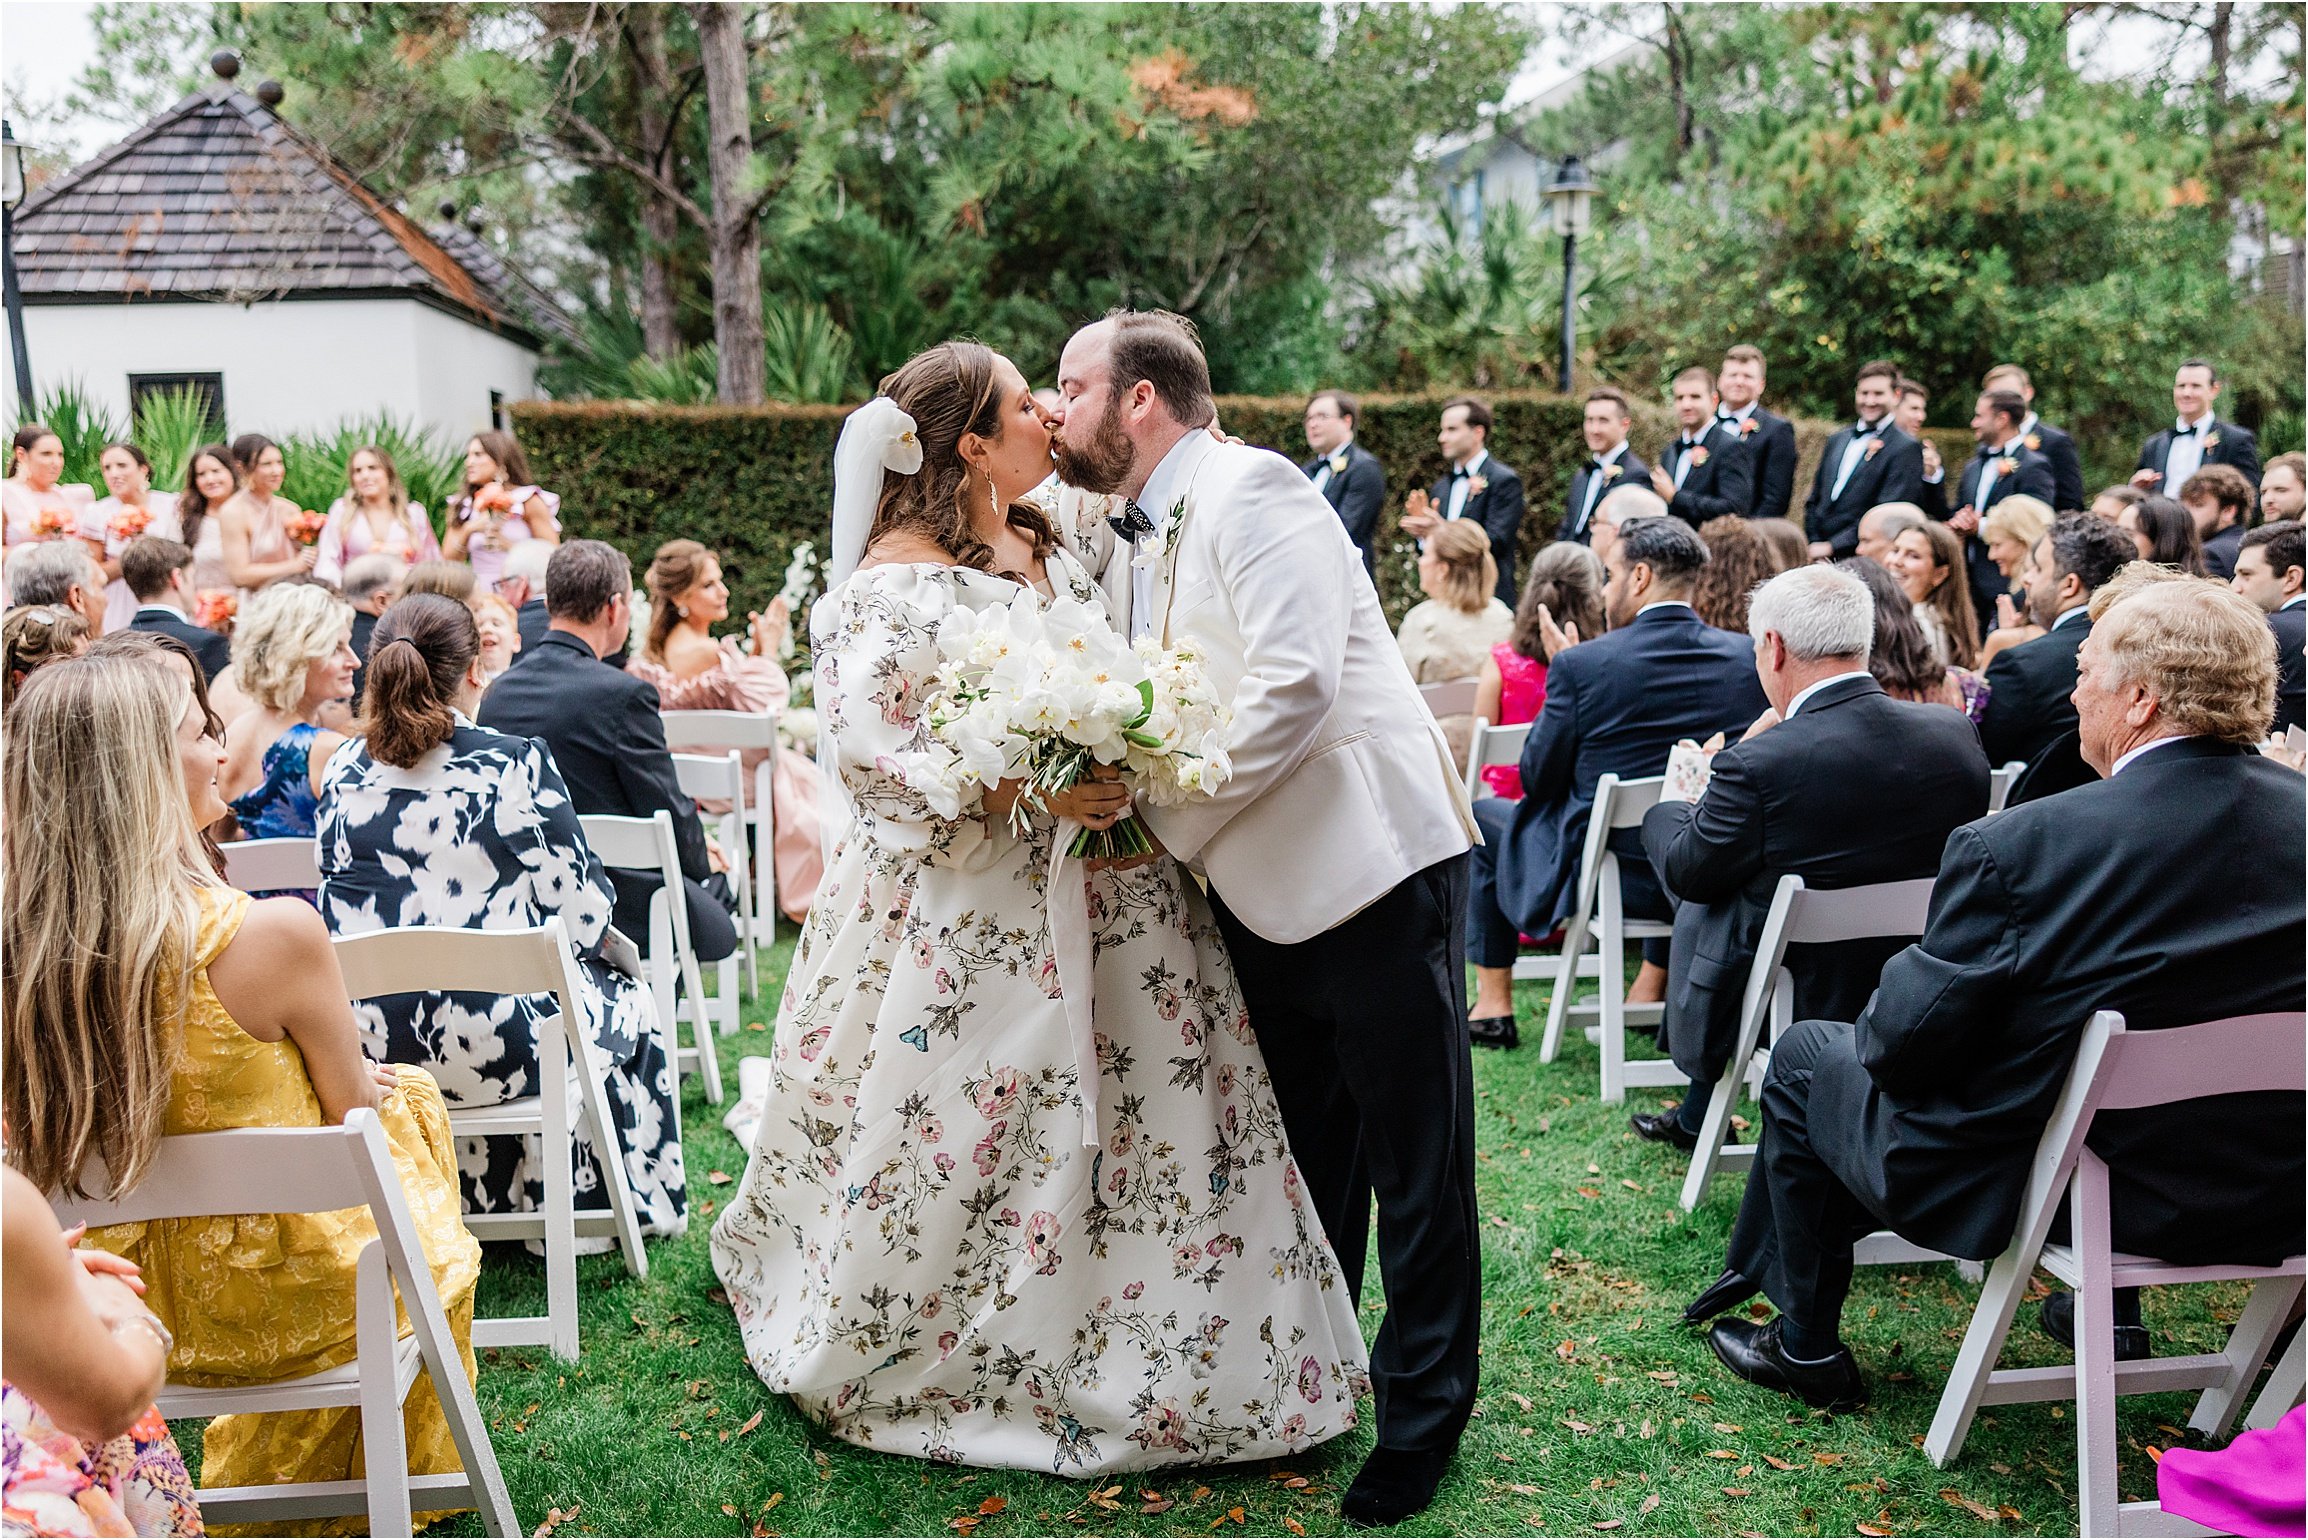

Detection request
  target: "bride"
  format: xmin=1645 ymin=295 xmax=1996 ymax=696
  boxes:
xmin=709 ymin=342 xmax=1368 ymax=1474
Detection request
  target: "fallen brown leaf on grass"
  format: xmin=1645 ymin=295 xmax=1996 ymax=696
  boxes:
xmin=979 ymin=1496 xmax=1009 ymax=1516
xmin=708 ymin=1170 xmax=733 ymax=1185
xmin=762 ymin=1494 xmax=784 ymax=1513
xmin=530 ymin=1503 xmax=581 ymax=1538
xmin=1639 ymin=1493 xmax=1660 ymax=1516
xmin=1506 ymin=1391 xmax=1535 ymax=1412
xmin=1283 ymin=1520 xmax=1305 ymax=1536
xmin=1939 ymin=1490 xmax=1998 ymax=1522
xmin=1141 ymin=1498 xmax=1174 ymax=1515
xmin=1722 ymin=1487 xmax=1751 ymax=1497
xmin=1712 ymin=1422 xmax=1743 ymax=1433
xmin=1592 ymin=1523 xmax=1623 ymax=1532
xmin=1557 ymin=1340 xmax=1579 ymax=1360
xmin=1192 ymin=1485 xmax=1212 ymax=1501
xmin=1813 ymin=1452 xmax=1845 ymax=1465
xmin=1706 ymin=1449 xmax=1739 ymax=1460
xmin=1577 ymin=1186 xmax=1602 ymax=1199
xmin=1856 ymin=1527 xmax=1893 ymax=1537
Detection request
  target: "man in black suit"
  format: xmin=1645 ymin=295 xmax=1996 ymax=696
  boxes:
xmin=340 ymin=552 xmax=405 ymax=707
xmin=1691 ymin=575 xmax=2303 ymax=1409
xmin=1978 ymin=514 xmax=2137 ymax=774
xmin=2232 ymin=519 xmax=2305 ymax=735
xmin=1300 ymin=389 xmax=1387 ymax=580
xmin=1649 ymin=367 xmax=1753 ymax=528
xmin=1804 ymin=360 xmax=1928 ymax=562
xmin=1464 ymin=518 xmax=1768 ymax=1048
xmin=2178 ymin=464 xmax=2258 ymax=582
xmin=1633 ymin=565 xmax=1990 ymax=1148
xmin=1983 ymin=364 xmax=2085 ymax=511
xmin=1950 ymin=388 xmax=2059 ymax=626
xmin=478 ymin=539 xmax=740 ymax=965
xmin=1401 ymin=395 xmax=1527 ymax=604
xmin=2135 ymin=358 xmax=2261 ymax=496
xmin=121 ymin=536 xmax=231 ymax=679
xmin=1716 ymin=344 xmax=1798 ymax=522
xmin=1554 ymin=388 xmax=1649 ymax=550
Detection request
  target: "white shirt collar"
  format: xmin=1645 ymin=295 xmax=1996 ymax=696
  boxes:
xmin=137 ymin=601 xmax=189 ymax=620
xmin=2283 ymin=595 xmax=2306 ymax=610
xmin=1786 ymin=669 xmax=1875 ymax=717
xmin=2176 ymin=410 xmax=2215 ymax=433
xmin=1635 ymin=599 xmax=1694 ymax=618
xmin=2050 ymin=603 xmax=2091 ymax=631
xmin=1134 ymin=431 xmax=1210 ymax=535
xmin=1455 ymin=447 xmax=1490 ymax=477
xmin=1719 ymin=400 xmax=1758 ymax=423
xmin=1590 ymin=442 xmax=1625 ymax=468
xmin=1330 ymin=435 xmax=1355 ymax=457
xmin=2018 ymin=410 xmax=2041 ymax=438
xmin=2113 ymin=733 xmax=2199 ymax=777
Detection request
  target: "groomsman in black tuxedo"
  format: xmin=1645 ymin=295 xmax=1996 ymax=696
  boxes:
xmin=1558 ymin=388 xmax=1650 ymax=548
xmin=1716 ymin=344 xmax=1797 ymax=522
xmin=1951 ymin=388 xmax=2058 ymax=626
xmin=1982 ymin=364 xmax=2085 ymax=511
xmin=1650 ymin=367 xmax=1753 ymax=528
xmin=1301 ymin=389 xmax=1387 ymax=580
xmin=1803 ymin=360 xmax=1926 ymax=562
xmin=1897 ymin=378 xmax=1950 ymax=521
xmin=2135 ymin=358 xmax=2262 ymax=495
xmin=1401 ymin=395 xmax=1526 ymax=604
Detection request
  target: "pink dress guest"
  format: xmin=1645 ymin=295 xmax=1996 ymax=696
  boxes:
xmin=313 ymin=498 xmax=439 ymax=585
xmin=2 ymin=479 xmax=96 ymax=549
xmin=627 ymin=643 xmax=824 ymax=921
xmin=85 ymin=492 xmax=182 ymax=632
xmin=2156 ymin=1403 xmax=2305 ymax=1538
xmin=1480 ymin=641 xmax=1547 ymax=800
xmin=445 ymin=487 xmax=559 ymax=589
xmin=2 ymin=1382 xmax=204 ymax=1537
xmin=216 ymin=492 xmax=298 ymax=601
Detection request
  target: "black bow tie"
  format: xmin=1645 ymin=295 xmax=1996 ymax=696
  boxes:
xmin=1451 ymin=465 xmax=1472 ymax=480
xmin=2174 ymin=423 xmax=2201 ymax=438
xmin=1681 ymin=435 xmax=1705 ymax=449
xmin=1589 ymin=458 xmax=1610 ymax=474
xmin=1855 ymin=419 xmax=1885 ymax=437
xmin=1108 ymin=499 xmax=1156 ymax=541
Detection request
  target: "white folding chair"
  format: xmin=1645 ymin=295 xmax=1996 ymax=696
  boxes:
xmin=1536 ymin=773 xmax=1675 ymax=1102
xmin=221 ymin=835 xmax=322 ymax=892
xmin=332 ymin=919 xmax=647 ymax=1361
xmin=580 ymin=810 xmax=722 ymax=1106
xmin=661 ymin=707 xmax=779 ymax=947
xmin=50 ymin=1113 xmax=519 ymax=1536
xmin=1987 ymin=759 xmax=2027 ymax=814
xmin=675 ymin=748 xmax=759 ymax=998
xmin=1461 ymin=717 xmax=1531 ymax=803
xmin=1925 ymin=1009 xmax=2308 ymax=1536
xmin=1420 ymin=677 xmax=1480 ymax=719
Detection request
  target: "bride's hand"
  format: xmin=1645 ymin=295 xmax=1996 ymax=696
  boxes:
xmin=1042 ymin=766 xmax=1132 ymax=829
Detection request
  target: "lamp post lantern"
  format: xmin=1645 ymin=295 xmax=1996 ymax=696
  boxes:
xmin=1547 ymin=154 xmax=1598 ymax=393
xmin=3 ymin=119 xmax=32 ymax=411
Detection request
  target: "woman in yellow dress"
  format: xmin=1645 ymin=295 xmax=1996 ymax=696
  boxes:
xmin=1 ymin=653 xmax=483 ymax=1531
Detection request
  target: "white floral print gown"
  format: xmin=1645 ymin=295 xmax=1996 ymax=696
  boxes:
xmin=711 ymin=553 xmax=1368 ymax=1475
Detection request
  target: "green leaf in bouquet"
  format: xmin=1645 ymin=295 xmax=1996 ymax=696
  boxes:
xmin=1133 ymin=677 xmax=1155 ymax=725
xmin=1124 ymin=730 xmax=1165 ymax=749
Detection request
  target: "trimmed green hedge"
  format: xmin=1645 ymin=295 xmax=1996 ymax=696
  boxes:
xmin=512 ymin=393 xmax=1935 ymax=627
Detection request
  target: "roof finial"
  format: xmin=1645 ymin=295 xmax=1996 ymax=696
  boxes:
xmin=210 ymin=50 xmax=240 ymax=80
xmin=255 ymin=80 xmax=284 ymax=109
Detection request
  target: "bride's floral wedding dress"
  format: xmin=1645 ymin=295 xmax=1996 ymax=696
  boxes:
xmin=710 ymin=551 xmax=1367 ymax=1475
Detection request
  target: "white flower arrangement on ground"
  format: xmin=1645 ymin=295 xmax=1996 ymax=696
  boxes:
xmin=901 ymin=592 xmax=1231 ymax=858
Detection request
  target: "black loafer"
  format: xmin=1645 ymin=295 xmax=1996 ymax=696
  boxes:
xmin=1684 ymin=1267 xmax=1758 ymax=1324
xmin=1631 ymin=1109 xmax=1699 ymax=1150
xmin=1468 ymin=1014 xmax=1519 ymax=1049
xmin=1342 ymin=1442 xmax=1456 ymax=1528
xmin=1707 ymin=1316 xmax=1866 ymax=1412
xmin=2038 ymin=1291 xmax=2152 ymax=1362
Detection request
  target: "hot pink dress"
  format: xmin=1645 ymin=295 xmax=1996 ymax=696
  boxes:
xmin=2155 ymin=1403 xmax=2305 ymax=1537
xmin=1481 ymin=642 xmax=1547 ymax=800
xmin=627 ymin=644 xmax=824 ymax=921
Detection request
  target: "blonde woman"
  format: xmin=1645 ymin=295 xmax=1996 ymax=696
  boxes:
xmin=217 ymin=433 xmax=316 ymax=594
xmin=1978 ymin=493 xmax=2056 ymax=664
xmin=1 ymin=654 xmax=480 ymax=1519
xmin=220 ymin=582 xmax=356 ymax=843
xmin=1397 ymin=519 xmax=1513 ymax=765
xmin=314 ymin=444 xmax=440 ymax=585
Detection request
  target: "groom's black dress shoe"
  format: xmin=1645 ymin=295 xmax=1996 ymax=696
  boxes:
xmin=1468 ymin=1015 xmax=1519 ymax=1049
xmin=2037 ymin=1291 xmax=2152 ymax=1361
xmin=1707 ymin=1317 xmax=1867 ymax=1412
xmin=1630 ymin=1109 xmax=1699 ymax=1150
xmin=1684 ymin=1268 xmax=1758 ymax=1324
xmin=1342 ymin=1443 xmax=1456 ymax=1528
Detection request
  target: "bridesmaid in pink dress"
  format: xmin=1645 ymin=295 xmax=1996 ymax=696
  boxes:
xmin=216 ymin=434 xmax=316 ymax=598
xmin=2 ymin=427 xmax=97 ymax=553
xmin=313 ymin=445 xmax=440 ymax=585
xmin=87 ymin=443 xmax=183 ymax=632
xmin=627 ymin=539 xmax=824 ymax=921
xmin=439 ymin=431 xmax=559 ymax=590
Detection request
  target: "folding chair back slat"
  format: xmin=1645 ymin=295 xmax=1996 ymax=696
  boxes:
xmin=222 ymin=836 xmax=323 ymax=893
xmin=56 ymin=1124 xmax=376 ymax=1226
xmin=2093 ymin=1011 xmax=2306 ymax=1108
xmin=580 ymin=811 xmax=722 ymax=1104
xmin=1420 ymin=678 xmax=1479 ymax=719
xmin=1462 ymin=719 xmax=1531 ymax=801
xmin=1782 ymin=876 xmax=1935 ymax=945
xmin=1987 ymin=759 xmax=2026 ymax=814
xmin=332 ymin=924 xmax=572 ymax=1002
xmin=660 ymin=707 xmax=778 ymax=751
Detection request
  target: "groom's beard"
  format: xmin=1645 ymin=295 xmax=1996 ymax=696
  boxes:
xmin=1053 ymin=396 xmax=1136 ymax=495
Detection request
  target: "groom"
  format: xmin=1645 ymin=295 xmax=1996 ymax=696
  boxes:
xmin=1055 ymin=311 xmax=1483 ymax=1527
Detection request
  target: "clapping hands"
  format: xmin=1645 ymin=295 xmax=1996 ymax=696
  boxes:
xmin=1401 ymin=490 xmax=1441 ymax=541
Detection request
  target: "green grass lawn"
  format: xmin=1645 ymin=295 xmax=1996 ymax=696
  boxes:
xmin=184 ymin=931 xmax=2258 ymax=1536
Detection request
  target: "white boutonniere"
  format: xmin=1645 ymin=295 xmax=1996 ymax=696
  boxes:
xmin=2205 ymin=431 xmax=2222 ymax=450
xmin=1468 ymin=475 xmax=1489 ymax=496
xmin=2023 ymin=433 xmax=2042 ymax=452
xmin=1604 ymin=463 xmax=1625 ymax=481
xmin=1863 ymin=438 xmax=1883 ymax=461
xmin=1689 ymin=446 xmax=1711 ymax=467
xmin=1163 ymin=496 xmax=1188 ymax=561
xmin=1328 ymin=451 xmax=1349 ymax=474
xmin=1738 ymin=417 xmax=1759 ymax=437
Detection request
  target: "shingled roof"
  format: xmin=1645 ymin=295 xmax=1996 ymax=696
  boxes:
xmin=14 ymin=81 xmax=569 ymax=351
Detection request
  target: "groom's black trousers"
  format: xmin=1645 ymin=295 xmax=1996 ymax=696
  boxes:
xmin=1211 ymin=853 xmax=1481 ymax=1456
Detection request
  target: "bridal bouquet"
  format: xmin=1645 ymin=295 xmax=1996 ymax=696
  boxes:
xmin=906 ymin=592 xmax=1232 ymax=859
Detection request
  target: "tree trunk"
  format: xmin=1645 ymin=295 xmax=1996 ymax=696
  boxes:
xmin=691 ymin=1 xmax=766 ymax=404
xmin=632 ymin=4 xmax=682 ymax=360
xmin=1662 ymin=4 xmax=1693 ymax=181
xmin=2208 ymin=0 xmax=2233 ymax=112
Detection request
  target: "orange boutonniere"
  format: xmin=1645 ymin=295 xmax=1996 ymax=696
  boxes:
xmin=1863 ymin=439 xmax=1884 ymax=461
xmin=2205 ymin=431 xmax=2222 ymax=450
xmin=1994 ymin=456 xmax=2019 ymax=477
xmin=1468 ymin=475 xmax=1489 ymax=496
xmin=1604 ymin=463 xmax=1626 ymax=482
xmin=2023 ymin=433 xmax=2042 ymax=452
xmin=1737 ymin=417 xmax=1759 ymax=437
xmin=1689 ymin=446 xmax=1711 ymax=467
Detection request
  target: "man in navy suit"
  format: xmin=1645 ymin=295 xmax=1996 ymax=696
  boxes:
xmin=121 ymin=536 xmax=231 ymax=680
xmin=2232 ymin=520 xmax=2305 ymax=735
xmin=1649 ymin=367 xmax=1753 ymax=528
xmin=1804 ymin=360 xmax=1927 ymax=561
xmin=1402 ymin=395 xmax=1527 ymax=604
xmin=1463 ymin=518 xmax=1770 ymax=1048
xmin=1982 ymin=364 xmax=2085 ymax=511
xmin=1715 ymin=345 xmax=1798 ymax=522
xmin=2135 ymin=358 xmax=2261 ymax=496
xmin=1300 ymin=389 xmax=1387 ymax=580
xmin=1949 ymin=388 xmax=2058 ymax=627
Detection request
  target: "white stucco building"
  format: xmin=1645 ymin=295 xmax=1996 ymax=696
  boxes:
xmin=4 ymin=68 xmax=573 ymax=439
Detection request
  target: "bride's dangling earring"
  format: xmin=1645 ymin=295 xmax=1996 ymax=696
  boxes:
xmin=987 ymin=476 xmax=1000 ymax=523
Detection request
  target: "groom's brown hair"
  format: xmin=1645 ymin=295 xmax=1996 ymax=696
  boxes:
xmin=1106 ymin=309 xmax=1216 ymax=430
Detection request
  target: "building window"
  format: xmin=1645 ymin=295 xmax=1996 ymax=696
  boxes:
xmin=490 ymin=390 xmax=507 ymax=432
xmin=127 ymin=373 xmax=226 ymax=436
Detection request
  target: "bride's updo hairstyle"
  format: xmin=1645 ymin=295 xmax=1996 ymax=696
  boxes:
xmin=359 ymin=592 xmax=480 ymax=767
xmin=869 ymin=341 xmax=1055 ymax=576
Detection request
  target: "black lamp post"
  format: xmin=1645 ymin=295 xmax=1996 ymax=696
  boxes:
xmin=3 ymin=119 xmax=31 ymax=411
xmin=1546 ymin=155 xmax=1598 ymax=393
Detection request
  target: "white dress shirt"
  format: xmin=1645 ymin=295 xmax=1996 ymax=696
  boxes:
xmin=2112 ymin=733 xmax=2200 ymax=777
xmin=1575 ymin=442 xmax=1625 ymax=530
xmin=1126 ymin=433 xmax=1202 ymax=641
xmin=1785 ymin=668 xmax=1875 ymax=718
xmin=2163 ymin=411 xmax=2215 ymax=489
xmin=1830 ymin=419 xmax=1889 ymax=501
xmin=1669 ymin=430 xmax=1709 ymax=490
xmin=1310 ymin=436 xmax=1352 ymax=495
xmin=1973 ymin=434 xmax=2020 ymax=510
xmin=1445 ymin=448 xmax=1490 ymax=523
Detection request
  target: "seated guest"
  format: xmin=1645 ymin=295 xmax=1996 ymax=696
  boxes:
xmin=502 ymin=537 xmax=555 ymax=654
xmin=1979 ymin=514 xmax=2138 ymax=777
xmin=470 ymin=590 xmax=523 ymax=685
xmin=401 ymin=558 xmax=478 ymax=604
xmin=480 ymin=540 xmax=741 ymax=963
xmin=2260 ymin=452 xmax=2306 ymax=523
xmin=1884 ymin=521 xmax=1979 ymax=668
xmin=2117 ymin=493 xmax=2206 ymax=575
xmin=2179 ymin=463 xmax=2257 ymax=581
xmin=3 ymin=654 xmax=483 ymax=1509
xmin=219 ymin=581 xmax=356 ymax=842
xmin=1633 ymin=566 xmax=1989 ymax=1148
xmin=2090 ymin=483 xmax=2146 ymax=523
xmin=1300 ymin=389 xmax=1386 ymax=577
xmin=1690 ymin=574 xmax=2303 ymax=1408
xmin=1587 ymin=482 xmax=1663 ymax=569
xmin=627 ymin=537 xmax=825 ymax=923
xmin=342 ymin=550 xmax=404 ymax=706
xmin=124 ymin=535 xmax=233 ymax=679
xmin=2231 ymin=520 xmax=2305 ymax=735
xmin=1753 ymin=517 xmax=1811 ymax=574
xmin=8 ymin=537 xmax=108 ymax=638
xmin=1853 ymin=502 xmax=1924 ymax=567
xmin=1464 ymin=519 xmax=1768 ymax=1048
xmin=320 ymin=593 xmax=687 ymax=1237
xmin=1474 ymin=543 xmax=1607 ymax=800
xmin=1838 ymin=558 xmax=1975 ymax=716
xmin=1397 ymin=521 xmax=1514 ymax=763
xmin=2 ymin=602 xmax=90 ymax=711
xmin=1976 ymin=494 xmax=2055 ymax=663
xmin=1691 ymin=515 xmax=1776 ymax=632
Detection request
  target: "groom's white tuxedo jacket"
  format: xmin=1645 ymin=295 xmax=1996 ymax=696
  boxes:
xmin=1064 ymin=431 xmax=1476 ymax=945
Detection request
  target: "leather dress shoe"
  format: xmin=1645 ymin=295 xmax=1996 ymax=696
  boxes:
xmin=2038 ymin=1291 xmax=2152 ymax=1361
xmin=1631 ymin=1109 xmax=1699 ymax=1150
xmin=1342 ymin=1442 xmax=1456 ymax=1528
xmin=1468 ymin=1015 xmax=1519 ymax=1050
xmin=1684 ymin=1267 xmax=1758 ymax=1324
xmin=1707 ymin=1316 xmax=1866 ymax=1412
